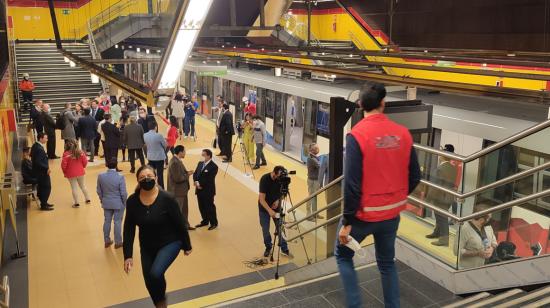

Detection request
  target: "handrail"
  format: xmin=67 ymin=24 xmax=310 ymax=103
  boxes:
xmin=86 ymin=22 xmax=107 ymax=92
xmin=287 ymin=197 xmax=343 ymax=228
xmin=287 ymin=214 xmax=342 ymax=242
xmin=286 ymin=175 xmax=344 ymax=213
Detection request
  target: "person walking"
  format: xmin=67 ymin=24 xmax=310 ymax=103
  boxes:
xmin=19 ymin=73 xmax=35 ymax=111
xmin=123 ymin=165 xmax=192 ymax=308
xmin=60 ymin=103 xmax=77 ymax=143
xmin=98 ymin=159 xmax=127 ymax=249
xmin=306 ymin=143 xmax=323 ymax=220
xmin=31 ymin=132 xmax=54 ymax=211
xmin=40 ymin=103 xmax=58 ymax=159
xmin=171 ymin=94 xmax=185 ymax=137
xmin=335 ymin=84 xmax=421 ymax=308
xmin=30 ymin=100 xmax=44 ymax=136
xmin=167 ymin=145 xmax=195 ymax=230
xmin=219 ymin=103 xmax=235 ymax=163
xmin=144 ymin=121 xmax=167 ymax=188
xmin=252 ymin=115 xmax=267 ymax=169
xmin=61 ymin=139 xmax=91 ymax=208
xmin=111 ymin=101 xmax=122 ymax=124
xmin=91 ymin=100 xmax=105 ymax=157
xmin=193 ymin=149 xmax=219 ymax=230
xmin=102 ymin=114 xmax=121 ymax=170
xmin=183 ymin=98 xmax=198 ymax=139
xmin=242 ymin=113 xmax=255 ymax=165
xmin=124 ymin=116 xmax=146 ymax=173
xmin=78 ymin=108 xmax=98 ymax=162
xmin=156 ymin=113 xmax=179 ymax=165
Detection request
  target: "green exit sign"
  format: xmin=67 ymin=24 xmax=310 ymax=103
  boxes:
xmin=62 ymin=9 xmax=71 ymax=15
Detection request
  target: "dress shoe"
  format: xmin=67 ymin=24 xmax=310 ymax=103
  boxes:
xmin=263 ymin=248 xmax=271 ymax=258
xmin=195 ymin=222 xmax=209 ymax=228
xmin=114 ymin=243 xmax=123 ymax=249
xmin=252 ymin=165 xmax=260 ymax=170
xmin=316 ymin=214 xmax=324 ymax=219
xmin=40 ymin=206 xmax=54 ymax=211
xmin=260 ymin=162 xmax=268 ymax=166
xmin=425 ymin=233 xmax=438 ymax=239
xmin=130 ymin=169 xmax=135 ymax=173
xmin=208 ymin=225 xmax=218 ymax=230
xmin=105 ymin=241 xmax=113 ymax=248
xmin=72 ymin=204 xmax=80 ymax=208
xmin=85 ymin=200 xmax=91 ymax=204
xmin=187 ymin=226 xmax=196 ymax=231
xmin=431 ymin=240 xmax=449 ymax=247
xmin=47 ymin=203 xmax=55 ymax=207
xmin=116 ymin=168 xmax=123 ymax=172
xmin=281 ymin=250 xmax=292 ymax=258
xmin=88 ymin=159 xmax=94 ymax=163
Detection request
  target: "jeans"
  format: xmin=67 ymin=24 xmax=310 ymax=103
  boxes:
xmin=255 ymin=143 xmax=267 ymax=166
xmin=259 ymin=209 xmax=288 ymax=252
xmin=81 ymin=138 xmax=95 ymax=161
xmin=128 ymin=148 xmax=145 ymax=170
xmin=184 ymin=116 xmax=195 ymax=137
xmin=307 ymin=179 xmax=320 ymax=214
xmin=148 ymin=160 xmax=165 ymax=189
xmin=141 ymin=241 xmax=182 ymax=305
xmin=68 ymin=176 xmax=90 ymax=204
xmin=103 ymin=208 xmax=124 ymax=244
xmin=335 ymin=216 xmax=400 ymax=308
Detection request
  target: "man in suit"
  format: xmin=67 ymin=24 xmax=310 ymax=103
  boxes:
xmin=168 ymin=145 xmax=195 ymax=230
xmin=91 ymin=100 xmax=105 ymax=157
xmin=31 ymin=132 xmax=54 ymax=211
xmin=193 ymin=149 xmax=219 ymax=230
xmin=40 ymin=103 xmax=58 ymax=159
xmin=102 ymin=114 xmax=121 ymax=170
xmin=97 ymin=159 xmax=127 ymax=248
xmin=219 ymin=103 xmax=235 ymax=163
xmin=30 ymin=100 xmax=44 ymax=136
xmin=123 ymin=116 xmax=146 ymax=173
xmin=426 ymin=144 xmax=458 ymax=246
xmin=78 ymin=108 xmax=98 ymax=162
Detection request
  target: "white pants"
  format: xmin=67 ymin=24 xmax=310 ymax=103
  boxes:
xmin=68 ymin=176 xmax=90 ymax=205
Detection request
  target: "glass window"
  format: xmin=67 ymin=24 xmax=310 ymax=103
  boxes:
xmin=273 ymin=92 xmax=285 ymax=148
xmin=303 ymin=99 xmax=318 ymax=148
xmin=265 ymin=90 xmax=275 ymax=118
xmin=257 ymin=88 xmax=266 ymax=121
xmin=317 ymin=102 xmax=330 ymax=137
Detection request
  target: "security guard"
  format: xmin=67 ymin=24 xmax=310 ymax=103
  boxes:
xmin=335 ymin=83 xmax=421 ymax=308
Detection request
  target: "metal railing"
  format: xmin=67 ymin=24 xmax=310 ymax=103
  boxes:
xmin=86 ymin=23 xmax=107 ymax=92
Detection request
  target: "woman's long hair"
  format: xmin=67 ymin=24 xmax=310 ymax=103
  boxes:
xmin=134 ymin=165 xmax=157 ymax=194
xmin=64 ymin=138 xmax=82 ymax=159
xmin=169 ymin=115 xmax=179 ymax=129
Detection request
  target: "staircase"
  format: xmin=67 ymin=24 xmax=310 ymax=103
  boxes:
xmin=15 ymin=43 xmax=103 ymax=121
xmin=443 ymin=285 xmax=550 ymax=308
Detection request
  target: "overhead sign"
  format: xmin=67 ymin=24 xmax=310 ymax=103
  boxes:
xmin=62 ymin=9 xmax=71 ymax=15
xmin=197 ymin=70 xmax=227 ymax=77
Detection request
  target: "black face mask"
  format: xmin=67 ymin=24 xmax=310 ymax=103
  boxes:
xmin=139 ymin=178 xmax=156 ymax=191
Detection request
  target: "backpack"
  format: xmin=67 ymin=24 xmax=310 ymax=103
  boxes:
xmin=55 ymin=112 xmax=66 ymax=130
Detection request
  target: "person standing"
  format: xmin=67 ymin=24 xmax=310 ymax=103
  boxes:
xmin=124 ymin=116 xmax=146 ymax=173
xmin=171 ymin=95 xmax=185 ymax=137
xmin=214 ymin=97 xmax=224 ymax=156
xmin=61 ymin=139 xmax=91 ymax=208
xmin=252 ymin=115 xmax=267 ymax=169
xmin=97 ymin=159 xmax=127 ymax=249
xmin=102 ymin=114 xmax=121 ymax=169
xmin=40 ymin=104 xmax=58 ymax=159
xmin=335 ymin=83 xmax=421 ymax=308
xmin=119 ymin=115 xmax=128 ymax=161
xmin=19 ymin=73 xmax=35 ymax=110
xmin=123 ymin=165 xmax=192 ymax=308
xmin=193 ymin=149 xmax=219 ymax=230
xmin=78 ymin=108 xmax=98 ymax=162
xmin=60 ymin=103 xmax=77 ymax=143
xmin=242 ymin=113 xmax=255 ymax=165
xmin=156 ymin=113 xmax=179 ymax=165
xmin=258 ymin=166 xmax=291 ymax=258
xmin=91 ymin=100 xmax=105 ymax=157
xmin=111 ymin=102 xmax=122 ymax=124
xmin=144 ymin=121 xmax=167 ymax=188
xmin=74 ymin=103 xmax=83 ymax=141
xmin=243 ymin=97 xmax=257 ymax=116
xmin=31 ymin=132 xmax=54 ymax=211
xmin=426 ymin=144 xmax=458 ymax=247
xmin=167 ymin=145 xmax=195 ymax=230
xmin=21 ymin=147 xmax=37 ymax=186
xmin=219 ymin=103 xmax=235 ymax=163
xmin=306 ymin=143 xmax=323 ymax=220
xmin=183 ymin=98 xmax=198 ymax=139
xmin=30 ymin=100 xmax=44 ymax=135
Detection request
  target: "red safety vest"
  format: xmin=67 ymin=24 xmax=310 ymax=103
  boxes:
xmin=349 ymin=114 xmax=413 ymax=222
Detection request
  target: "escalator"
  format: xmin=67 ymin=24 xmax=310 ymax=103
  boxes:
xmin=213 ymin=118 xmax=550 ymax=307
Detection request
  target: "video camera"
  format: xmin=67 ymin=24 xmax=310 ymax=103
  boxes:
xmin=277 ymin=167 xmax=296 ymax=195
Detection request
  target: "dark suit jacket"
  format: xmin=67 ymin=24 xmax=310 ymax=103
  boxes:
xmin=123 ymin=123 xmax=145 ymax=149
xmin=40 ymin=112 xmax=56 ymax=136
xmin=30 ymin=142 xmax=49 ymax=176
xmin=30 ymin=107 xmax=43 ymax=132
xmin=219 ymin=111 xmax=235 ymax=136
xmin=77 ymin=115 xmax=98 ymax=140
xmin=168 ymin=156 xmax=190 ymax=198
xmin=102 ymin=121 xmax=121 ymax=149
xmin=91 ymin=108 xmax=105 ymax=122
xmin=427 ymin=161 xmax=457 ymax=208
xmin=193 ymin=160 xmax=218 ymax=196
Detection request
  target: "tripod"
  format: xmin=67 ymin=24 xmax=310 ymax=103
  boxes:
xmin=224 ymin=134 xmax=256 ymax=179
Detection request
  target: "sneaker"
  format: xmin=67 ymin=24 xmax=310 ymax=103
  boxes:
xmin=263 ymin=248 xmax=271 ymax=258
xmin=72 ymin=204 xmax=80 ymax=208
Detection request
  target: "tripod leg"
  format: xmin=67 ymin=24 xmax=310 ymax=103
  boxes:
xmin=292 ymin=210 xmax=311 ymax=265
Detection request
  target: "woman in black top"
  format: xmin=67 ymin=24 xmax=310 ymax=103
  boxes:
xmin=123 ymin=165 xmax=192 ymax=308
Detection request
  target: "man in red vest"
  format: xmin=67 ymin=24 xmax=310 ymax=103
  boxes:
xmin=19 ymin=73 xmax=36 ymax=111
xmin=336 ymin=83 xmax=421 ymax=308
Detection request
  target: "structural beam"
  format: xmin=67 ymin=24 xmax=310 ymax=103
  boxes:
xmin=47 ymin=0 xmax=62 ymax=49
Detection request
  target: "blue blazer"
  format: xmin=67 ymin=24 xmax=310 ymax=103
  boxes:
xmin=97 ymin=170 xmax=128 ymax=210
xmin=78 ymin=115 xmax=98 ymax=140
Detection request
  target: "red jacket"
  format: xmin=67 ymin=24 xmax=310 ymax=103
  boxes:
xmin=61 ymin=151 xmax=88 ymax=178
xmin=161 ymin=117 xmax=179 ymax=147
xmin=19 ymin=79 xmax=35 ymax=92
xmin=350 ymin=114 xmax=413 ymax=222
xmin=244 ymin=103 xmax=256 ymax=115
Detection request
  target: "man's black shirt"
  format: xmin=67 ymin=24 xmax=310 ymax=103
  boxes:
xmin=258 ymin=173 xmax=281 ymax=212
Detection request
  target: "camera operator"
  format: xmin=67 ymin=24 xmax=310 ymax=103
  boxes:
xmin=258 ymin=166 xmax=290 ymax=258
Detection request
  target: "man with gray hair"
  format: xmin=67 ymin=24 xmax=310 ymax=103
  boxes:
xmin=60 ymin=102 xmax=77 ymax=143
xmin=252 ymin=115 xmax=267 ymax=169
xmin=39 ymin=103 xmax=58 ymax=159
xmin=307 ymin=143 xmax=323 ymax=220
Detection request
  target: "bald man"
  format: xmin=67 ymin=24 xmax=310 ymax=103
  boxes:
xmin=40 ymin=103 xmax=58 ymax=159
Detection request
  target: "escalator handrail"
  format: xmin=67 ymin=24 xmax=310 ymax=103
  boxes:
xmin=287 ymin=197 xmax=343 ymax=229
xmin=286 ymin=176 xmax=344 ymax=213
xmin=287 ymin=214 xmax=343 ymax=243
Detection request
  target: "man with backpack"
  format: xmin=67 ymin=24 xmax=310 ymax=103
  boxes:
xmin=40 ymin=104 xmax=58 ymax=159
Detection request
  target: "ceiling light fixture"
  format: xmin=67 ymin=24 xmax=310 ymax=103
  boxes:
xmin=146 ymin=49 xmax=150 ymax=54
xmin=90 ymin=73 xmax=100 ymax=84
xmin=137 ymin=47 xmax=141 ymax=52
xmin=115 ymin=44 xmax=119 ymax=49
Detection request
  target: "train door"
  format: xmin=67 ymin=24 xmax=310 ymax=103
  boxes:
xmin=283 ymin=95 xmax=305 ymax=160
xmin=303 ymin=99 xmax=318 ymax=160
xmin=271 ymin=91 xmax=285 ymax=151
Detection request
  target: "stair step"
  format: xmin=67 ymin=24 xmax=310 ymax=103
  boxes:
xmin=493 ymin=286 xmax=550 ymax=308
xmin=442 ymin=292 xmax=491 ymax=308
xmin=468 ymin=289 xmax=524 ymax=308
xmin=30 ymin=87 xmax=101 ymax=94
